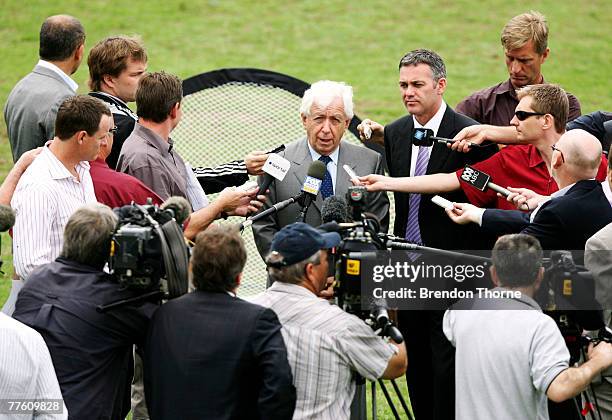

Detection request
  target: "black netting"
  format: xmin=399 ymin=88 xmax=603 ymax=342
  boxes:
xmin=172 ymin=68 xmax=393 ymax=296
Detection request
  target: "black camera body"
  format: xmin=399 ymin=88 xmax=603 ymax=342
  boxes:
xmin=110 ymin=203 xmax=189 ymax=299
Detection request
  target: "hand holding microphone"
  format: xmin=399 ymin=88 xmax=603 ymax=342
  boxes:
xmin=240 ymin=161 xmax=326 ymax=229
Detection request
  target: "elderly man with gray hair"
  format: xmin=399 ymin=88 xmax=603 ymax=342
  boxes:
xmin=13 ymin=203 xmax=158 ymax=420
xmin=252 ymin=80 xmax=389 ymax=259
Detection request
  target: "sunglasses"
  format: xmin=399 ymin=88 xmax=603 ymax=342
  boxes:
xmin=514 ymin=110 xmax=546 ymax=121
xmin=551 ymin=144 xmax=565 ymax=163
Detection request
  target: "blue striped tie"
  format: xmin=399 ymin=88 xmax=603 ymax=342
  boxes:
xmin=405 ymin=146 xmax=429 ymax=244
xmin=318 ymin=155 xmax=334 ymax=199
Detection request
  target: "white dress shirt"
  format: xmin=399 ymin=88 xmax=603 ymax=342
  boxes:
xmin=307 ymin=142 xmax=340 ymax=190
xmin=0 ymin=313 xmax=68 ymax=419
xmin=11 ymin=146 xmax=97 ymax=280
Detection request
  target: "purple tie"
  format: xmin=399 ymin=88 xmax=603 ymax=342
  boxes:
xmin=405 ymin=146 xmax=429 ymax=244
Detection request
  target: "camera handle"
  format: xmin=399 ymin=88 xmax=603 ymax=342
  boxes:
xmin=96 ymin=290 xmax=164 ymax=313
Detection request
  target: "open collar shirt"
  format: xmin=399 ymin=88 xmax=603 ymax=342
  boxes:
xmin=11 ymin=146 xmax=96 ymax=280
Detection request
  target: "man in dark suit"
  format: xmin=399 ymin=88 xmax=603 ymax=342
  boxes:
xmin=252 ymin=80 xmax=389 ymax=259
xmin=357 ymin=49 xmax=495 ymax=420
xmin=447 ymin=129 xmax=612 ymax=255
xmin=4 ymin=15 xmax=85 ymax=161
xmin=144 ymin=225 xmax=296 ymax=420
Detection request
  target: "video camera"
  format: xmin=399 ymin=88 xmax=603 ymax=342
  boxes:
xmin=107 ymin=202 xmax=189 ymax=302
xmin=328 ymin=186 xmax=402 ymax=342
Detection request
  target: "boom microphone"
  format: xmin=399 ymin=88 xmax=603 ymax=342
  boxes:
xmin=0 ymin=205 xmax=16 ymax=232
xmin=160 ymin=196 xmax=192 ymax=225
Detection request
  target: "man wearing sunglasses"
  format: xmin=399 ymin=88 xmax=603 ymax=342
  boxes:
xmin=445 ymin=129 xmax=612 ymax=255
xmin=359 ymin=84 xmax=607 ymax=212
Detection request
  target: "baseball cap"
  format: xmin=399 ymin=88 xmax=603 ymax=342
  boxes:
xmin=269 ymin=222 xmax=341 ymax=266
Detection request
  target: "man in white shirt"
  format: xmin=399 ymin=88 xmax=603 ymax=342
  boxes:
xmin=4 ymin=95 xmax=112 ymax=315
xmin=4 ymin=15 xmax=85 ymax=161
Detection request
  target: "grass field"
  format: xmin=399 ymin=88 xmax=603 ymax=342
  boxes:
xmin=1 ymin=0 xmax=610 ymax=417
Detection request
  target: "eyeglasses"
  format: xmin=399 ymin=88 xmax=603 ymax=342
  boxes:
xmin=109 ymin=127 xmax=118 ymax=136
xmin=551 ymin=144 xmax=565 ymax=163
xmin=514 ymin=110 xmax=546 ymax=121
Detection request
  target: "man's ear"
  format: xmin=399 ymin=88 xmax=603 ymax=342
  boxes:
xmin=541 ymin=114 xmax=554 ymax=131
xmin=235 ymin=272 xmax=242 ymax=288
xmin=436 ymin=77 xmax=447 ymax=95
xmin=169 ymin=102 xmax=180 ymax=119
xmin=534 ymin=266 xmax=545 ymax=291
xmin=551 ymin=149 xmax=564 ymax=170
xmin=76 ymin=130 xmax=87 ymax=144
xmin=102 ymin=74 xmax=115 ymax=89
xmin=300 ymin=113 xmax=308 ymax=128
xmin=490 ymin=266 xmax=501 ymax=287
xmin=74 ymin=43 xmax=84 ymax=62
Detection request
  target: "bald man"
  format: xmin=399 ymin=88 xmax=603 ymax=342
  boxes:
xmin=446 ymin=129 xmax=612 ymax=253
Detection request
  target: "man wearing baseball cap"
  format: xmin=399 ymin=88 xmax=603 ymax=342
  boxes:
xmin=251 ymin=222 xmax=407 ymax=420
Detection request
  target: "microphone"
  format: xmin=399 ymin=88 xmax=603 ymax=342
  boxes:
xmin=321 ymin=196 xmax=349 ymax=224
xmin=160 ymin=196 xmax=192 ymax=225
xmin=0 ymin=205 xmax=16 ymax=232
xmin=296 ymin=160 xmax=327 ymax=222
xmin=412 ymin=127 xmax=479 ymax=148
xmin=258 ymin=174 xmax=275 ymax=196
xmin=241 ymin=161 xmax=326 ymax=229
xmin=459 ymin=165 xmax=510 ymax=197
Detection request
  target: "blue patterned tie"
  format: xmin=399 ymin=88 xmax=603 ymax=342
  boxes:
xmin=405 ymin=146 xmax=429 ymax=244
xmin=318 ymin=155 xmax=334 ymax=199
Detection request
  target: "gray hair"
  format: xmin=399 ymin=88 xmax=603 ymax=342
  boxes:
xmin=398 ymin=49 xmax=447 ymax=82
xmin=491 ymin=234 xmax=543 ymax=288
xmin=60 ymin=203 xmax=117 ymax=268
xmin=266 ymin=250 xmax=322 ymax=285
xmin=299 ymin=80 xmax=354 ymax=120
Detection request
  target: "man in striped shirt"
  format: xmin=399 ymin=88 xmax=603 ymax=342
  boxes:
xmin=5 ymin=96 xmax=112 ymax=315
xmin=251 ymin=222 xmax=407 ymax=420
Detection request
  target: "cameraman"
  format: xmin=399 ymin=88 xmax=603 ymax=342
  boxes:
xmin=251 ymin=222 xmax=407 ymax=420
xmin=13 ymin=203 xmax=158 ymax=420
xmin=443 ymin=234 xmax=612 ymax=420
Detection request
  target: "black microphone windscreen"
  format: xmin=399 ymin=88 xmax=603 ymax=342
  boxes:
xmin=0 ymin=205 xmax=15 ymax=232
xmin=307 ymin=160 xmax=327 ymax=180
xmin=161 ymin=196 xmax=192 ymax=225
xmin=321 ymin=196 xmax=348 ymax=223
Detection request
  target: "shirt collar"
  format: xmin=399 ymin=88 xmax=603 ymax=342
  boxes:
xmin=133 ymin=123 xmax=174 ymax=156
xmin=307 ymin=141 xmax=340 ymax=165
xmin=551 ymin=182 xmax=576 ymax=198
xmin=602 ymin=180 xmax=612 ymax=207
xmin=267 ymin=281 xmax=319 ymax=299
xmin=527 ymin=144 xmax=547 ymax=168
xmin=37 ymin=59 xmax=78 ymax=92
xmin=497 ymin=76 xmax=547 ymax=99
xmin=412 ymin=101 xmax=447 ymax=136
xmin=42 ymin=145 xmax=89 ymax=180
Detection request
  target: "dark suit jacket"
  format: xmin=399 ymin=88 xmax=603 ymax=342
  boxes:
xmin=4 ymin=64 xmax=75 ymax=161
xmin=384 ymin=106 xmax=496 ymax=250
xmin=253 ymin=137 xmax=389 ymax=258
xmin=482 ymin=180 xmax=612 ymax=252
xmin=144 ymin=291 xmax=296 ymax=420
